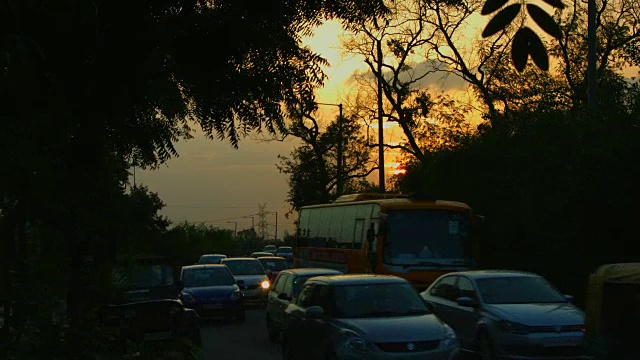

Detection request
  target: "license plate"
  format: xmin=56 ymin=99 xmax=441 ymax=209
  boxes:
xmin=543 ymin=336 xmax=580 ymax=347
xmin=144 ymin=331 xmax=173 ymax=341
xmin=203 ymin=303 xmax=223 ymax=310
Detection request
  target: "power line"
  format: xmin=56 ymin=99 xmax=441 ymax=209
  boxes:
xmin=165 ymin=205 xmax=292 ymax=209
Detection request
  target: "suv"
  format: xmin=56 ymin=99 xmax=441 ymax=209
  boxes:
xmin=104 ymin=256 xmax=201 ymax=352
xmin=263 ymin=245 xmax=277 ymax=255
xmin=276 ymin=246 xmax=294 ymax=263
xmin=265 ymin=268 xmax=342 ymax=342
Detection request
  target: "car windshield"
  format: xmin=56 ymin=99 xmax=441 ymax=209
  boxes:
xmin=277 ymin=247 xmax=292 ymax=254
xmin=223 ymin=260 xmax=266 ymax=275
xmin=258 ymin=258 xmax=289 ymax=271
xmin=475 ymin=276 xmax=567 ymax=304
xmin=332 ymin=283 xmax=430 ymax=318
xmin=113 ymin=264 xmax=175 ymax=289
xmin=383 ymin=209 xmax=473 ymax=266
xmin=182 ymin=268 xmax=235 ymax=287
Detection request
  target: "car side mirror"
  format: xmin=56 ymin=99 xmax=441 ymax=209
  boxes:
xmin=456 ymin=296 xmax=479 ymax=308
xmin=237 ymin=280 xmax=245 ymax=286
xmin=564 ymin=294 xmax=575 ymax=303
xmin=304 ymin=306 xmax=325 ymax=320
xmin=277 ymin=293 xmax=291 ymax=301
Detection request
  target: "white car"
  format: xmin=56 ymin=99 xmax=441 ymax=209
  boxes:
xmin=221 ymin=258 xmax=270 ymax=306
xmin=421 ymin=270 xmax=587 ymax=360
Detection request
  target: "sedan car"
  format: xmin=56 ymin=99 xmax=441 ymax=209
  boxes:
xmin=251 ymin=251 xmax=275 ymax=259
xmin=282 ymin=274 xmax=461 ymax=360
xmin=221 ymin=257 xmax=271 ymax=306
xmin=197 ymin=254 xmax=227 ymax=264
xmin=179 ymin=265 xmax=244 ymax=321
xmin=421 ymin=270 xmax=587 ymax=360
xmin=257 ymin=256 xmax=290 ymax=283
xmin=266 ymin=268 xmax=343 ymax=342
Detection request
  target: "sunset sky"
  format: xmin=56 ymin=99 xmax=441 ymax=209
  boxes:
xmin=134 ymin=13 xmax=638 ymax=239
xmin=135 ymin=21 xmax=365 ymax=238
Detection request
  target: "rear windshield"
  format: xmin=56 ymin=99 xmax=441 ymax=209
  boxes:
xmin=223 ymin=260 xmax=266 ymax=275
xmin=277 ymin=247 xmax=293 ymax=253
xmin=181 ymin=267 xmax=235 ymax=287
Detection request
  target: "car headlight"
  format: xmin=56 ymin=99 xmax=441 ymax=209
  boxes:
xmin=230 ymin=290 xmax=242 ymax=300
xmin=499 ymin=320 xmax=530 ymax=334
xmin=440 ymin=324 xmax=459 ymax=349
xmin=261 ymin=280 xmax=270 ymax=289
xmin=182 ymin=292 xmax=197 ymax=304
xmin=339 ymin=330 xmax=377 ymax=354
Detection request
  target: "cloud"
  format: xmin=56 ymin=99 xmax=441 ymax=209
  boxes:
xmin=347 ymin=58 xmax=468 ymax=92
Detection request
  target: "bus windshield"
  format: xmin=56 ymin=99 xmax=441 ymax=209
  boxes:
xmin=383 ymin=209 xmax=472 ymax=266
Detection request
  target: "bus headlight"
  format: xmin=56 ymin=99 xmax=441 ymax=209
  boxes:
xmin=261 ymin=280 xmax=270 ymax=289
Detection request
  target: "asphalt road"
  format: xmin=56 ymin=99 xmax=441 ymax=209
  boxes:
xmin=200 ymin=308 xmax=281 ymax=360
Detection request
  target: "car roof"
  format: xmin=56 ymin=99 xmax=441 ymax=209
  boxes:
xmin=277 ymin=246 xmax=292 ymax=249
xmin=182 ymin=264 xmax=228 ymax=271
xmin=222 ymin=257 xmax=259 ymax=262
xmin=306 ymin=274 xmax=406 ymax=286
xmin=264 ymin=245 xmax=276 ymax=248
xmin=258 ymin=256 xmax=286 ymax=260
xmin=279 ymin=268 xmax=343 ymax=276
xmin=200 ymin=254 xmax=226 ymax=257
xmin=252 ymin=252 xmax=273 ymax=255
xmin=451 ymin=270 xmax=541 ymax=280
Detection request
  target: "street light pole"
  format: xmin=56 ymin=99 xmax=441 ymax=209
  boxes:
xmin=376 ymin=38 xmax=385 ymax=193
xmin=317 ymin=102 xmax=344 ymax=196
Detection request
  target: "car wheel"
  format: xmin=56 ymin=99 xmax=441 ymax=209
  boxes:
xmin=476 ymin=332 xmax=495 ymax=360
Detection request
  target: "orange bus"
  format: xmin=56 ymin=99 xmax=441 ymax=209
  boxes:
xmin=292 ymin=193 xmax=482 ymax=291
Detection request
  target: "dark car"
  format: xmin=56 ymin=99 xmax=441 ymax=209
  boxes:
xmin=198 ymin=254 xmax=227 ymax=264
xmin=263 ymin=245 xmax=277 ymax=255
xmin=180 ymin=264 xmax=245 ymax=321
xmin=257 ymin=256 xmax=290 ymax=283
xmin=281 ymin=274 xmax=461 ymax=360
xmin=265 ymin=268 xmax=343 ymax=342
xmin=104 ymin=256 xmax=201 ymax=351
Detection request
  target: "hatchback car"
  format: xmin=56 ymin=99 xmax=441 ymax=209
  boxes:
xmin=258 ymin=256 xmax=290 ymax=283
xmin=282 ymin=274 xmax=461 ymax=360
xmin=197 ymin=254 xmax=227 ymax=264
xmin=221 ymin=257 xmax=271 ymax=306
xmin=179 ymin=265 xmax=244 ymax=321
xmin=421 ymin=270 xmax=587 ymax=360
xmin=266 ymin=268 xmax=343 ymax=342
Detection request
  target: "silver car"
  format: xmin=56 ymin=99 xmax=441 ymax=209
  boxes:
xmin=282 ymin=274 xmax=461 ymax=360
xmin=221 ymin=258 xmax=270 ymax=306
xmin=421 ymin=270 xmax=587 ymax=360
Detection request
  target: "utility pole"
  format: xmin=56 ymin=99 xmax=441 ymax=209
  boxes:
xmin=376 ymin=38 xmax=385 ymax=193
xmin=317 ymin=102 xmax=344 ymax=196
xmin=274 ymin=211 xmax=278 ymax=242
xmin=587 ymin=0 xmax=598 ymax=111
xmin=227 ymin=221 xmax=238 ymax=240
